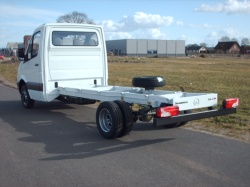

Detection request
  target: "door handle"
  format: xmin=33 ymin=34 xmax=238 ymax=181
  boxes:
xmin=35 ymin=63 xmax=39 ymax=66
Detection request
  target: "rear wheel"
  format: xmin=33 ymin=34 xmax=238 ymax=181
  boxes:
xmin=165 ymin=110 xmax=192 ymax=128
xmin=114 ymin=100 xmax=134 ymax=137
xmin=20 ymin=85 xmax=35 ymax=109
xmin=175 ymin=110 xmax=192 ymax=127
xmin=96 ymin=101 xmax=123 ymax=139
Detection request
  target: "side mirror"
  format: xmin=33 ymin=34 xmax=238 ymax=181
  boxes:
xmin=17 ymin=44 xmax=25 ymax=61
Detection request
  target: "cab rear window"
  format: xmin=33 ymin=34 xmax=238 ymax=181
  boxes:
xmin=52 ymin=31 xmax=98 ymax=46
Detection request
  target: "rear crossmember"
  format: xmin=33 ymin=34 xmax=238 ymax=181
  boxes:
xmin=153 ymin=108 xmax=236 ymax=126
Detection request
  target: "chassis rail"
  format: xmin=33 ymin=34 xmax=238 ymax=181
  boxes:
xmin=153 ymin=108 xmax=236 ymax=126
xmin=58 ymin=86 xmax=218 ymax=110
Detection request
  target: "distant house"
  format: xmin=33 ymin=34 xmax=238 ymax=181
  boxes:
xmin=214 ymin=41 xmax=240 ymax=54
xmin=206 ymin=47 xmax=216 ymax=54
xmin=240 ymin=45 xmax=250 ymax=54
xmin=185 ymin=45 xmax=207 ymax=55
xmin=6 ymin=42 xmax=22 ymax=56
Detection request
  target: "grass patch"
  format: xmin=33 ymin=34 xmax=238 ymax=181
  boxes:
xmin=0 ymin=61 xmax=19 ymax=83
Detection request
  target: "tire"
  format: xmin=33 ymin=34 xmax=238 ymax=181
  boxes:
xmin=165 ymin=110 xmax=192 ymax=128
xmin=132 ymin=76 xmax=166 ymax=90
xmin=20 ymin=85 xmax=35 ymax=109
xmin=96 ymin=101 xmax=123 ymax=139
xmin=114 ymin=100 xmax=134 ymax=137
xmin=176 ymin=110 xmax=192 ymax=127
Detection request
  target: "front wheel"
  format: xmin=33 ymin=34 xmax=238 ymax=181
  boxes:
xmin=20 ymin=85 xmax=35 ymax=109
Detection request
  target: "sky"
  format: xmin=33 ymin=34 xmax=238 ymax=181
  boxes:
xmin=0 ymin=0 xmax=250 ymax=48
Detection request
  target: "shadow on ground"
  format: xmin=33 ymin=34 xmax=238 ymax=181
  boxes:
xmin=0 ymin=100 xmax=174 ymax=161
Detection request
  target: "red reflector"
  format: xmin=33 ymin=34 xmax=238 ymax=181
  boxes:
xmin=156 ymin=106 xmax=180 ymax=118
xmin=223 ymin=98 xmax=239 ymax=109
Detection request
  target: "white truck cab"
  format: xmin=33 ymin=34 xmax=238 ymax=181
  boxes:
xmin=18 ymin=23 xmax=107 ymax=102
xmin=17 ymin=23 xmax=239 ymax=139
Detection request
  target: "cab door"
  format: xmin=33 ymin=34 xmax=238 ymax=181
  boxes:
xmin=22 ymin=31 xmax=43 ymax=100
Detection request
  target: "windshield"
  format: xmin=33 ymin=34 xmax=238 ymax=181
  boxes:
xmin=52 ymin=31 xmax=98 ymax=46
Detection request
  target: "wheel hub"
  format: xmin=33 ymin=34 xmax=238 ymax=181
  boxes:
xmin=99 ymin=108 xmax=112 ymax=132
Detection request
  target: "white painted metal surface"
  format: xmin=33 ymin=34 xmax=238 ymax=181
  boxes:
xmin=59 ymin=85 xmax=218 ymax=110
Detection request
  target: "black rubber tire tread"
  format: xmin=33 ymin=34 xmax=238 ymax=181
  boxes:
xmin=96 ymin=101 xmax=123 ymax=139
xmin=132 ymin=76 xmax=166 ymax=89
xmin=175 ymin=110 xmax=192 ymax=127
xmin=21 ymin=85 xmax=35 ymax=109
xmin=164 ymin=110 xmax=192 ymax=128
xmin=114 ymin=100 xmax=134 ymax=137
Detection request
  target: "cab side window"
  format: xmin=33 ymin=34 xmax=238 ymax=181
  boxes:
xmin=26 ymin=32 xmax=40 ymax=61
xmin=31 ymin=32 xmax=41 ymax=58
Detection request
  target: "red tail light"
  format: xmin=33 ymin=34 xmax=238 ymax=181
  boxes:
xmin=156 ymin=106 xmax=180 ymax=118
xmin=222 ymin=98 xmax=239 ymax=109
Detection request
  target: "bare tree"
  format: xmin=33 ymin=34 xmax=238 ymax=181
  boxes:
xmin=231 ymin=38 xmax=239 ymax=43
xmin=57 ymin=11 xmax=95 ymax=24
xmin=200 ymin=42 xmax=207 ymax=47
xmin=219 ymin=36 xmax=230 ymax=42
xmin=241 ymin=38 xmax=250 ymax=46
xmin=186 ymin=44 xmax=199 ymax=48
xmin=219 ymin=36 xmax=239 ymax=43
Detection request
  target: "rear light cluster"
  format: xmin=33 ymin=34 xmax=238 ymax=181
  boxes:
xmin=156 ymin=106 xmax=179 ymax=118
xmin=222 ymin=98 xmax=239 ymax=109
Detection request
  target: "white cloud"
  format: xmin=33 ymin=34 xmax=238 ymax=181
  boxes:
xmin=179 ymin=35 xmax=187 ymax=40
xmin=100 ymin=12 xmax=174 ymax=40
xmin=184 ymin=37 xmax=200 ymax=45
xmin=101 ymin=12 xmax=174 ymax=32
xmin=195 ymin=0 xmax=250 ymax=14
xmin=136 ymin=29 xmax=167 ymax=39
xmin=150 ymin=29 xmax=167 ymax=39
xmin=207 ymin=31 xmax=218 ymax=38
xmin=104 ymin=29 xmax=167 ymax=40
xmin=104 ymin=32 xmax=132 ymax=40
xmin=122 ymin=12 xmax=174 ymax=30
xmin=203 ymin=23 xmax=213 ymax=28
xmin=219 ymin=28 xmax=241 ymax=38
xmin=101 ymin=20 xmax=124 ymax=32
xmin=188 ymin=23 xmax=214 ymax=29
xmin=205 ymin=32 xmax=219 ymax=46
xmin=176 ymin=21 xmax=184 ymax=26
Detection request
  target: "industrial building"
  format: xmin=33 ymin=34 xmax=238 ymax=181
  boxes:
xmin=106 ymin=39 xmax=185 ymax=56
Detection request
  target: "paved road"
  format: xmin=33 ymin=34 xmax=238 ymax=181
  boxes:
xmin=0 ymin=84 xmax=249 ymax=187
